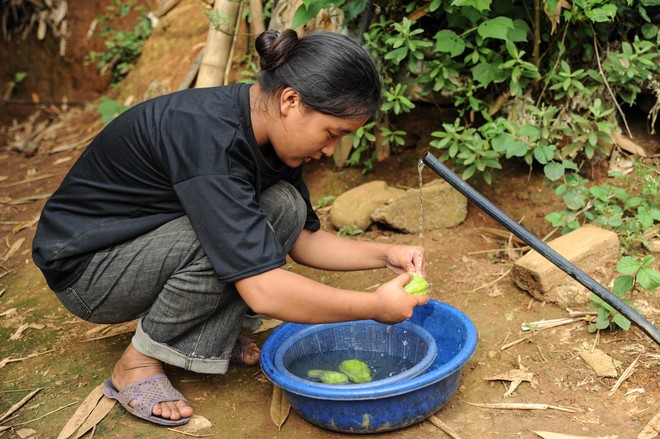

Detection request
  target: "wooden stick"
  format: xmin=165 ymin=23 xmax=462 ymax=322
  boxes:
xmin=467 ymin=402 xmax=579 ymax=413
xmin=470 ymin=268 xmax=512 ymax=293
xmin=5 ymin=400 xmax=78 ymax=427
xmin=0 ymin=349 xmax=55 ymax=369
xmin=427 ymin=415 xmax=463 ymax=439
xmin=167 ymin=430 xmax=213 ymax=438
xmin=0 ymin=388 xmax=42 ymax=423
xmin=501 ymin=337 xmax=527 ymax=351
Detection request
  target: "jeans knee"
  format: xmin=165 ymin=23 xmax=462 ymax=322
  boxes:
xmin=261 ymin=181 xmax=306 ymax=250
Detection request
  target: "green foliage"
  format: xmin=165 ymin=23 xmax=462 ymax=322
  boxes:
xmin=13 ymin=72 xmax=27 ymax=84
xmin=545 ymin=159 xmax=659 ymax=246
xmin=97 ymin=96 xmax=131 ymax=124
xmin=336 ymin=225 xmax=364 ymax=236
xmin=315 ymin=195 xmax=336 ymax=208
xmin=87 ymin=0 xmax=153 ymax=85
xmin=293 ymin=0 xmax=659 ymax=184
xmin=588 ymin=255 xmax=659 ymax=333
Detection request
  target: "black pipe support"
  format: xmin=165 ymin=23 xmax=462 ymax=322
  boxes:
xmin=421 ymin=151 xmax=660 ymax=346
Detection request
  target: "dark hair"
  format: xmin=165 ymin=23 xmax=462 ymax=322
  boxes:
xmin=255 ymin=29 xmax=382 ymax=119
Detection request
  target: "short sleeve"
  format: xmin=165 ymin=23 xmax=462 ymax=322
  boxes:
xmin=174 ymin=174 xmax=286 ymax=282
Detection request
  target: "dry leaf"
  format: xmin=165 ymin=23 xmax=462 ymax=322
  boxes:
xmin=74 ymin=396 xmax=116 ymax=439
xmin=3 ymin=237 xmax=26 ymax=261
xmin=57 ymin=383 xmax=105 ymax=439
xmin=543 ymin=0 xmax=572 ymax=34
xmin=9 ymin=323 xmax=46 ymax=341
xmin=270 ymin=385 xmax=290 ymax=430
xmin=484 ymin=359 xmax=535 ymax=397
xmin=253 ymin=318 xmax=283 ymax=334
xmin=12 ymin=216 xmax=40 ymax=234
xmin=612 ymin=132 xmax=648 ymax=157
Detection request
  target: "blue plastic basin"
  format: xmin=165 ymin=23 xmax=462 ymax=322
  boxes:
xmin=260 ymin=300 xmax=478 ymax=433
xmin=274 ymin=319 xmax=437 ymax=390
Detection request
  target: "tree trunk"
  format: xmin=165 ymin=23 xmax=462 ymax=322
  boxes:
xmin=249 ymin=0 xmax=266 ymax=36
xmin=195 ymin=0 xmax=240 ymax=88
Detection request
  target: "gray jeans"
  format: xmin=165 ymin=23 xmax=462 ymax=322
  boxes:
xmin=55 ymin=181 xmax=307 ymax=374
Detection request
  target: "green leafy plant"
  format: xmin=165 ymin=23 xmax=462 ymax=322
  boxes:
xmin=336 ymin=225 xmax=364 ymax=236
xmin=588 ymin=255 xmax=659 ymax=333
xmin=87 ymin=0 xmax=153 ymax=85
xmin=97 ymin=96 xmax=131 ymax=124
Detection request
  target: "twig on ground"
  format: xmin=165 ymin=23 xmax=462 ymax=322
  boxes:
xmin=467 ymin=402 xmax=579 ymax=413
xmin=470 ymin=268 xmax=512 ymax=293
xmin=0 ymin=349 xmax=55 ymax=369
xmin=501 ymin=337 xmax=528 ymax=351
xmin=0 ymin=388 xmax=42 ymax=423
xmin=427 ymin=415 xmax=463 ymax=439
xmin=566 ymin=308 xmax=597 ymax=318
xmin=609 ymin=354 xmax=640 ymax=396
xmin=4 ymin=400 xmax=78 ymax=428
xmin=166 ymin=428 xmax=214 ymax=437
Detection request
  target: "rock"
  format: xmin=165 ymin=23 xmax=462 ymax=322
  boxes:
xmin=512 ymin=225 xmax=619 ymax=307
xmin=579 ymin=348 xmax=618 ymax=377
xmin=370 ymin=179 xmax=467 ymax=233
xmin=329 ymin=180 xmax=405 ymax=230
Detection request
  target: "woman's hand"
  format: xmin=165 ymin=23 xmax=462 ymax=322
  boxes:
xmin=384 ymin=245 xmax=426 ymax=277
xmin=372 ymin=272 xmax=429 ymax=324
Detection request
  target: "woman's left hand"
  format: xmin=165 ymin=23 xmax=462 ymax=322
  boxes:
xmin=384 ymin=245 xmax=425 ymax=276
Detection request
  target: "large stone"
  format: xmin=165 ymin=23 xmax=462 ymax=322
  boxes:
xmin=329 ymin=180 xmax=405 ymax=230
xmin=512 ymin=225 xmax=620 ymax=307
xmin=370 ymin=179 xmax=468 ymax=233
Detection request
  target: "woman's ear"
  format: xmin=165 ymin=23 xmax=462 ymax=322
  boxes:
xmin=279 ymin=87 xmax=300 ymax=116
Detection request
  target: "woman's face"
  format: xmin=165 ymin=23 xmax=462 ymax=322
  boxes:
xmin=269 ymin=88 xmax=369 ymax=168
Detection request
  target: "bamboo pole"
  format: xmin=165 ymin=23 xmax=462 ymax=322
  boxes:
xmin=195 ymin=0 xmax=240 ymax=88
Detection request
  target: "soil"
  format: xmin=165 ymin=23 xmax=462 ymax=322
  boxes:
xmin=0 ymin=1 xmax=658 ymax=438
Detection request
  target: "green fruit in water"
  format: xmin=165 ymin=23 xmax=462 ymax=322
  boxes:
xmin=307 ymin=369 xmax=349 ymax=384
xmin=403 ymin=272 xmax=429 ymax=296
xmin=338 ymin=359 xmax=372 ymax=383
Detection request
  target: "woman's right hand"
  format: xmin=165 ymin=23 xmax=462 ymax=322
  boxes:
xmin=372 ymin=273 xmax=429 ymax=324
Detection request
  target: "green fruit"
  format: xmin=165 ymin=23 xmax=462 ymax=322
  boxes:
xmin=403 ymin=272 xmax=429 ymax=296
xmin=338 ymin=359 xmax=372 ymax=383
xmin=307 ymin=369 xmax=349 ymax=384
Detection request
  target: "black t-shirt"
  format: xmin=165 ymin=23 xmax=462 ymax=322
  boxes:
xmin=32 ymin=83 xmax=320 ymax=291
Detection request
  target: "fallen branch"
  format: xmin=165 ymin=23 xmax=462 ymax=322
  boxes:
xmin=427 ymin=415 xmax=463 ymax=439
xmin=466 ymin=402 xmax=579 ymax=413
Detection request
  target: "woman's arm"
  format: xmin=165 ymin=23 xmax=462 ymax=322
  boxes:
xmin=235 ymin=268 xmax=428 ymax=324
xmin=289 ymin=229 xmax=425 ymax=275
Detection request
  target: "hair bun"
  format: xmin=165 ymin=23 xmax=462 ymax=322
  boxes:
xmin=256 ymin=29 xmax=299 ymax=72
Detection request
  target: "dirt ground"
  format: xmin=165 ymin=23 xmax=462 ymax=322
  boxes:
xmin=1 ymin=1 xmax=659 ymax=438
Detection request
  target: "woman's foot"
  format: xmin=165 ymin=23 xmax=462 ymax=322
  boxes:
xmin=232 ymin=335 xmax=261 ymax=366
xmin=110 ymin=343 xmax=193 ymax=422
